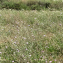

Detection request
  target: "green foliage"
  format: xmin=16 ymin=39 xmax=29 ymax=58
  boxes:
xmin=0 ymin=0 xmax=63 ymax=10
xmin=50 ymin=2 xmax=63 ymax=10
xmin=2 ymin=1 xmax=14 ymax=9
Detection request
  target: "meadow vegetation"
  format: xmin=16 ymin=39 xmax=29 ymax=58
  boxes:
xmin=0 ymin=0 xmax=63 ymax=63
xmin=0 ymin=0 xmax=63 ymax=10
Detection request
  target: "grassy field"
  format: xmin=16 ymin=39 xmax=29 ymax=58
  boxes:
xmin=0 ymin=9 xmax=63 ymax=63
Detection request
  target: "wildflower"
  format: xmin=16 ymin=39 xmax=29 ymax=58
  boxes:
xmin=12 ymin=61 xmax=14 ymax=62
xmin=13 ymin=25 xmax=14 ymax=26
xmin=15 ymin=36 xmax=17 ymax=38
xmin=18 ymin=32 xmax=19 ymax=34
xmin=9 ymin=9 xmax=11 ymax=10
xmin=17 ymin=49 xmax=19 ymax=52
xmin=32 ymin=35 xmax=34 ymax=36
xmin=0 ymin=57 xmax=1 ymax=59
xmin=29 ymin=55 xmax=31 ymax=57
xmin=23 ymin=37 xmax=26 ymax=40
xmin=42 ymin=51 xmax=44 ymax=53
xmin=34 ymin=59 xmax=36 ymax=61
xmin=59 ymin=24 xmax=62 ymax=26
xmin=11 ymin=39 xmax=13 ymax=41
xmin=17 ymin=26 xmax=18 ymax=27
xmin=55 ymin=59 xmax=56 ymax=61
xmin=22 ymin=54 xmax=24 ymax=57
xmin=0 ymin=52 xmax=2 ymax=54
xmin=5 ymin=46 xmax=7 ymax=48
xmin=13 ymin=42 xmax=16 ymax=44
xmin=0 ymin=14 xmax=1 ymax=16
xmin=18 ymin=30 xmax=19 ymax=31
xmin=31 ymin=28 xmax=32 ymax=29
xmin=26 ymin=42 xmax=28 ymax=44
xmin=46 ymin=61 xmax=47 ymax=63
xmin=24 ymin=59 xmax=26 ymax=60
xmin=2 ymin=29 xmax=4 ymax=30
xmin=43 ymin=35 xmax=46 ymax=36
xmin=60 ymin=12 xmax=62 ymax=15
xmin=34 ymin=18 xmax=37 ymax=19
xmin=49 ymin=61 xmax=52 ymax=63
xmin=26 ymin=48 xmax=28 ymax=50
xmin=28 ymin=25 xmax=30 ymax=26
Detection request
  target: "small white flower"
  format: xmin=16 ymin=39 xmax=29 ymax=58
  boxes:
xmin=0 ymin=14 xmax=1 ymax=16
xmin=43 ymin=35 xmax=46 ymax=36
xmin=32 ymin=35 xmax=34 ymax=36
xmin=31 ymin=28 xmax=32 ymax=29
xmin=55 ymin=59 xmax=56 ymax=61
xmin=28 ymin=25 xmax=30 ymax=26
xmin=15 ymin=36 xmax=17 ymax=38
xmin=26 ymin=48 xmax=28 ymax=50
xmin=49 ymin=61 xmax=52 ymax=63
xmin=34 ymin=18 xmax=37 ymax=19
xmin=13 ymin=25 xmax=14 ymax=26
xmin=5 ymin=46 xmax=7 ymax=48
xmin=59 ymin=24 xmax=62 ymax=26
xmin=27 ymin=62 xmax=29 ymax=63
xmin=24 ymin=59 xmax=26 ymax=60
xmin=0 ymin=52 xmax=2 ymax=54
xmin=29 ymin=55 xmax=31 ymax=57
xmin=23 ymin=37 xmax=26 ymax=40
xmin=0 ymin=57 xmax=1 ymax=59
xmin=26 ymin=42 xmax=28 ymax=44
xmin=12 ymin=61 xmax=14 ymax=62
xmin=14 ymin=42 xmax=16 ymax=44
xmin=34 ymin=39 xmax=35 ymax=40
xmin=2 ymin=29 xmax=4 ymax=30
